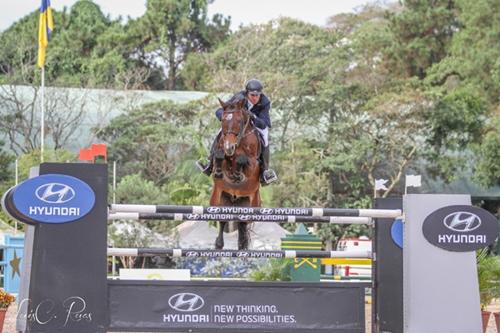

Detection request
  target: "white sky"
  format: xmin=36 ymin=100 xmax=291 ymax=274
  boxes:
xmin=1 ymin=0 xmax=372 ymax=32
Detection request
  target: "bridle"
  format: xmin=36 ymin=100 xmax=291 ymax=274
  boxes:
xmin=222 ymin=108 xmax=252 ymax=147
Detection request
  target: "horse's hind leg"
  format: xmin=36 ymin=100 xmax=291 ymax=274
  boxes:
xmin=215 ymin=221 xmax=226 ymax=249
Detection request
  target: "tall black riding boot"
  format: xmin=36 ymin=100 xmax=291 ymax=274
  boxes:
xmin=196 ymin=135 xmax=219 ymax=176
xmin=260 ymin=146 xmax=278 ymax=185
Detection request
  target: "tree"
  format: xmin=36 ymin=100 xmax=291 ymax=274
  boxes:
xmin=97 ymin=98 xmax=215 ymax=185
xmin=473 ymin=114 xmax=500 ymax=187
xmin=132 ymin=0 xmax=230 ymax=90
xmin=425 ymin=0 xmax=499 ymax=104
xmin=0 ymin=85 xmax=89 ymax=153
xmin=0 ymin=140 xmax=14 ymax=186
xmin=387 ymin=0 xmax=460 ymax=79
xmin=46 ymin=0 xmax=111 ymax=86
xmin=0 ymin=11 xmax=40 ymax=84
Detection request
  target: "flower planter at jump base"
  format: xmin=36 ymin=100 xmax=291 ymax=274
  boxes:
xmin=0 ymin=307 xmax=7 ymax=333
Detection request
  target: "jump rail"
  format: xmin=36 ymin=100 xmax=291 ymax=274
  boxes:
xmin=110 ymin=204 xmax=401 ymax=218
xmin=107 ymin=248 xmax=372 ymax=259
xmin=108 ymin=212 xmax=372 ymax=224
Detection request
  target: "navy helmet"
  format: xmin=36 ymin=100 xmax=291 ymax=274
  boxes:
xmin=245 ymin=79 xmax=263 ymax=93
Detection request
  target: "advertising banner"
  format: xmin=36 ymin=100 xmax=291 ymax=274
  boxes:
xmin=108 ymin=280 xmax=366 ymax=332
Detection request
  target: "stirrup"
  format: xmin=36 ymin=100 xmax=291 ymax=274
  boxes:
xmin=262 ymin=169 xmax=278 ymax=185
xmin=195 ymin=159 xmax=212 ymax=176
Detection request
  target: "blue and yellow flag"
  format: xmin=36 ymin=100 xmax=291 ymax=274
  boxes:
xmin=37 ymin=0 xmax=54 ymax=68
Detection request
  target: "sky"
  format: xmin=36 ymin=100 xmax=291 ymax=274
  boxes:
xmin=0 ymin=0 xmax=372 ymax=32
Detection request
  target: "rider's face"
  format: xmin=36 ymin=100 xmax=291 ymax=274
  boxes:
xmin=247 ymin=92 xmax=261 ymax=105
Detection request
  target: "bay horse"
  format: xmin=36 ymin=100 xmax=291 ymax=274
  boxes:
xmin=210 ymin=95 xmax=261 ymax=250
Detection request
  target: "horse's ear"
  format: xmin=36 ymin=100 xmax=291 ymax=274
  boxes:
xmin=218 ymin=98 xmax=225 ymax=108
xmin=237 ymin=98 xmax=246 ymax=109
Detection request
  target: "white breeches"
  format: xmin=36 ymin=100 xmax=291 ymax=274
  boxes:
xmin=256 ymin=127 xmax=269 ymax=147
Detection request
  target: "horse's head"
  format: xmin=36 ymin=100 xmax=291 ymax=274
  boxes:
xmin=219 ymin=96 xmax=250 ymax=157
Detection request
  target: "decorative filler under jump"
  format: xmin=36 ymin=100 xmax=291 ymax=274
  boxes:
xmin=108 ymin=212 xmax=373 ymax=224
xmin=107 ymin=248 xmax=372 ymax=259
xmin=110 ymin=204 xmax=402 ymax=218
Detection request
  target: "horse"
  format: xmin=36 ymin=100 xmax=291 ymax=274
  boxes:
xmin=210 ymin=95 xmax=261 ymax=250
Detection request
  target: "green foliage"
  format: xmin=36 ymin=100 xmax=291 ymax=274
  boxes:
xmin=0 ymin=0 xmax=230 ymax=90
xmin=250 ymin=259 xmax=291 ymax=282
xmin=98 ymin=98 xmax=216 ymax=186
xmin=424 ymin=88 xmax=489 ymax=179
xmin=0 ymin=141 xmax=14 ymax=185
xmin=16 ymin=149 xmax=76 ymax=181
xmin=428 ymin=88 xmax=487 ymax=150
xmin=387 ymin=0 xmax=459 ymax=79
xmin=477 ymin=250 xmax=500 ymax=309
xmin=128 ymin=0 xmax=230 ymax=89
xmin=114 ymin=173 xmax=169 ymax=205
xmin=473 ymin=115 xmax=500 ymax=187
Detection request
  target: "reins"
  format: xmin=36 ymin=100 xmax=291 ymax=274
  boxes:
xmin=222 ymin=108 xmax=253 ymax=148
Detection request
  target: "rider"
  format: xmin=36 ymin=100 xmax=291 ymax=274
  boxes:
xmin=196 ymin=79 xmax=278 ymax=185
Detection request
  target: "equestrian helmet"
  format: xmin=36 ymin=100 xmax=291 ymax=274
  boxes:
xmin=245 ymin=79 xmax=263 ymax=93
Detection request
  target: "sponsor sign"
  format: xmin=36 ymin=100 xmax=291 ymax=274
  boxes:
xmin=202 ymin=206 xmax=311 ymax=216
xmin=109 ymin=281 xmax=366 ymax=332
xmin=10 ymin=174 xmax=95 ymax=224
xmin=422 ymin=205 xmax=499 ymax=252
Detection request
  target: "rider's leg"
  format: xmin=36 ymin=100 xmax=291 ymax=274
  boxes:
xmin=196 ymin=133 xmax=220 ymax=175
xmin=255 ymin=127 xmax=277 ymax=185
xmin=260 ymin=145 xmax=278 ymax=185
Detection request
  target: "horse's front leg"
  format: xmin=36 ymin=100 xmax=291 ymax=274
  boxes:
xmin=214 ymin=149 xmax=224 ymax=178
xmin=237 ymin=222 xmax=249 ymax=250
xmin=234 ymin=155 xmax=249 ymax=182
xmin=215 ymin=221 xmax=226 ymax=249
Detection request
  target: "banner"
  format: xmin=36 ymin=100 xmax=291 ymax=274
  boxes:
xmin=109 ymin=280 xmax=366 ymax=332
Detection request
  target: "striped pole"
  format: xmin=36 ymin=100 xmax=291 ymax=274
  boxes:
xmin=110 ymin=204 xmax=401 ymax=218
xmin=108 ymin=212 xmax=372 ymax=224
xmin=107 ymin=248 xmax=372 ymax=259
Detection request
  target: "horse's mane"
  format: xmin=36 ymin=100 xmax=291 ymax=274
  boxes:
xmin=225 ymin=92 xmax=246 ymax=109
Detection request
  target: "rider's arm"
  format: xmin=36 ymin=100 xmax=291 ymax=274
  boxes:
xmin=251 ymin=114 xmax=267 ymax=129
xmin=255 ymin=100 xmax=271 ymax=129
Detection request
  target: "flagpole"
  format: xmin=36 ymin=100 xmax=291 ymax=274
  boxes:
xmin=41 ymin=66 xmax=45 ymax=163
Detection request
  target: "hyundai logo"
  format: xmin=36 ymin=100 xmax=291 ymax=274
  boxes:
xmin=168 ymin=293 xmax=204 ymax=312
xmin=259 ymin=208 xmax=274 ymax=215
xmin=187 ymin=214 xmax=199 ymax=220
xmin=443 ymin=212 xmax=481 ymax=232
xmin=238 ymin=214 xmax=250 ymax=221
xmin=35 ymin=183 xmax=76 ymax=204
xmin=207 ymin=207 xmax=220 ymax=213
xmin=237 ymin=252 xmax=249 ymax=257
xmin=185 ymin=251 xmax=199 ymax=257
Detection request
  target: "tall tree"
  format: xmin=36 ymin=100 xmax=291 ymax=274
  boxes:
xmin=133 ymin=0 xmax=230 ymax=90
xmin=387 ymin=0 xmax=460 ymax=79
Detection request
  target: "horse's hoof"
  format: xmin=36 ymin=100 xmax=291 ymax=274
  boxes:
xmin=215 ymin=238 xmax=224 ymax=249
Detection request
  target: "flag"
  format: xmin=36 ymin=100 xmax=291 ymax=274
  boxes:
xmin=406 ymin=175 xmax=422 ymax=188
xmin=375 ymin=179 xmax=389 ymax=191
xmin=37 ymin=0 xmax=54 ymax=68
